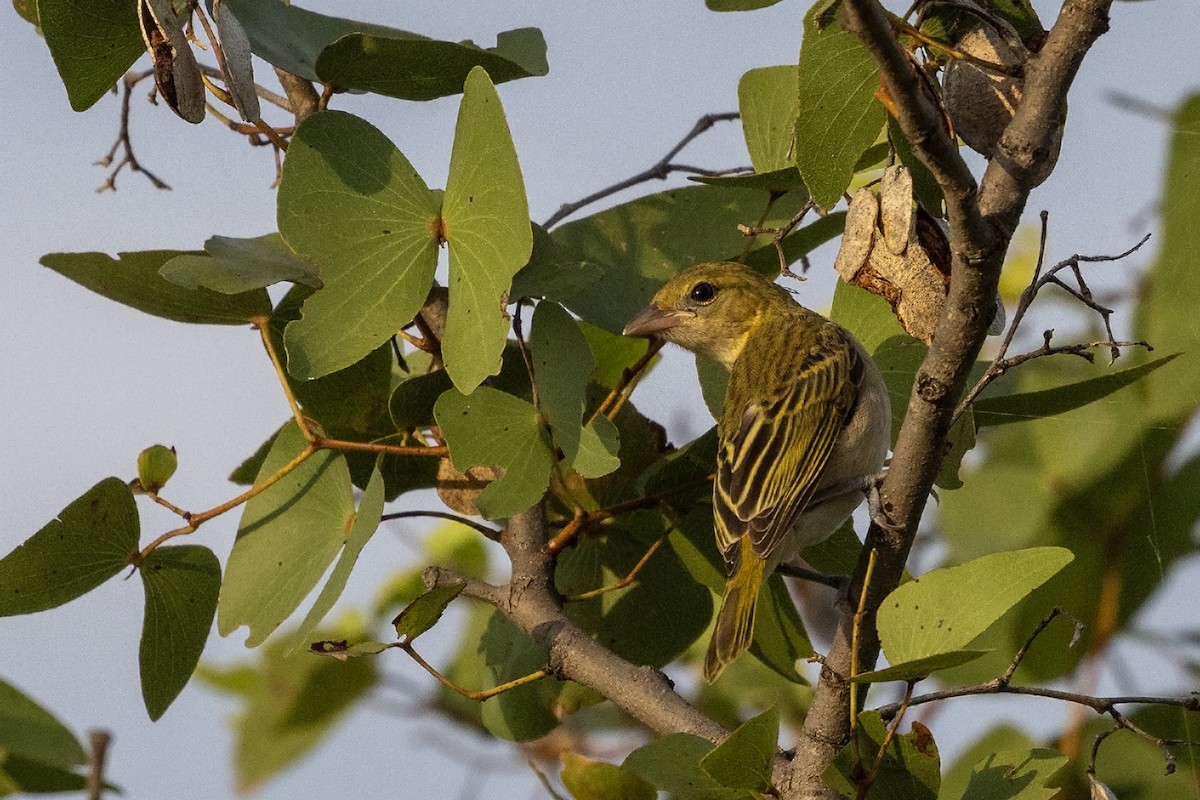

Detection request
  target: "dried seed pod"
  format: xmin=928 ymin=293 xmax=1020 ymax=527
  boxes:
xmin=942 ymin=22 xmax=1027 ymax=159
xmin=138 ymin=0 xmax=205 ymax=123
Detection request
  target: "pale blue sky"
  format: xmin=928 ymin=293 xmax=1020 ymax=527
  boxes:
xmin=2 ymin=2 xmax=1197 ymax=798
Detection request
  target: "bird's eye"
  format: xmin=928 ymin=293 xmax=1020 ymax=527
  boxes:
xmin=689 ymin=282 xmax=717 ymax=303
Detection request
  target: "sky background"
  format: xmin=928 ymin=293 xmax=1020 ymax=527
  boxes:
xmin=2 ymin=1 xmax=1198 ymax=798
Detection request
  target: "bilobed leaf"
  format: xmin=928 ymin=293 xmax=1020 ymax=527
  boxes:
xmin=700 ymin=707 xmax=778 ymax=791
xmin=795 ymin=10 xmax=886 ymax=208
xmin=39 ymin=0 xmax=144 ymax=111
xmin=289 ymin=466 xmax=387 ymax=652
xmin=973 ymin=354 xmax=1180 ymax=428
xmin=530 ymin=301 xmax=592 ymax=467
xmin=574 ymin=417 xmax=621 ymax=479
xmin=160 ymin=233 xmax=321 ymax=294
xmin=218 ymin=422 xmax=355 ymax=647
xmin=434 ymin=387 xmax=553 ymax=518
xmin=824 ymin=712 xmax=939 ymax=800
xmin=441 ymin=67 xmax=533 ymax=393
xmin=0 ymin=478 xmax=137 ymax=616
xmin=279 ymin=111 xmax=440 ymax=379
xmin=139 ymin=544 xmax=221 ymax=720
xmin=739 ymin=66 xmax=799 ymax=174
xmin=392 ymin=583 xmax=465 ymax=641
xmin=0 ymin=679 xmax=86 ymax=768
xmin=560 ymin=752 xmax=655 ymax=800
xmin=41 ymin=251 xmax=271 ymax=324
xmin=877 ymin=547 xmax=1072 ymax=668
xmin=317 ymin=27 xmax=548 ymax=101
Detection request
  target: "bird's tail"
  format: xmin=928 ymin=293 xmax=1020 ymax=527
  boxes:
xmin=703 ymin=546 xmax=765 ymax=683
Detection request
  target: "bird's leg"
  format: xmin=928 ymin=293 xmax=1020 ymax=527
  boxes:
xmin=777 ymin=562 xmax=850 ymax=593
xmin=807 ymin=471 xmax=902 ymax=533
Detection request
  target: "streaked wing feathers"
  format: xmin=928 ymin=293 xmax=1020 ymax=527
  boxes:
xmin=714 ymin=321 xmax=861 ymax=571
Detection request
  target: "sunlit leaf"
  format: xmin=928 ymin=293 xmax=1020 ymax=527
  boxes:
xmin=700 ymin=707 xmax=778 ymax=791
xmin=279 ymin=111 xmax=440 ymax=379
xmin=574 ymin=417 xmax=621 ymax=479
xmin=795 ymin=9 xmax=886 ymax=208
xmin=41 ymin=251 xmax=271 ymax=324
xmin=288 ymin=466 xmax=387 ymax=652
xmin=624 ymin=733 xmax=749 ymax=799
xmin=0 ymin=478 xmax=137 ymax=616
xmin=139 ymin=544 xmax=221 ymax=720
xmin=160 ymin=233 xmax=321 ymax=294
xmin=561 ymin=752 xmax=655 ymax=800
xmin=877 ymin=547 xmax=1072 ymax=668
xmin=218 ymin=422 xmax=355 ymax=646
xmin=441 ymin=67 xmax=533 ymax=393
xmin=739 ymin=66 xmax=799 ymax=173
xmin=824 ymin=712 xmax=939 ymax=800
xmin=392 ymin=583 xmax=465 ymax=641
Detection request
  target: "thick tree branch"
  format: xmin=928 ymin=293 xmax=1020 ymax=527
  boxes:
xmin=786 ymin=1 xmax=1117 ymax=797
xmin=425 ymin=506 xmax=730 ymax=743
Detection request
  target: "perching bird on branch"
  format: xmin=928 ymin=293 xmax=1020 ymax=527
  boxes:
xmin=624 ymin=262 xmax=891 ymax=683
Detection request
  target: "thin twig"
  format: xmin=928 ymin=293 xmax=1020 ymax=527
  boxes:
xmin=96 ymin=70 xmax=171 ymax=192
xmin=382 ymin=510 xmax=502 ymax=542
xmin=857 ymin=681 xmax=917 ymax=800
xmin=543 ymin=112 xmax=743 ymax=228
xmin=587 ymin=338 xmax=664 ymax=425
xmin=953 ymin=213 xmax=1153 ymax=421
xmin=86 ymin=730 xmax=112 ymax=800
xmin=566 ymin=535 xmax=669 ymax=601
xmin=737 ymin=197 xmax=817 ymax=280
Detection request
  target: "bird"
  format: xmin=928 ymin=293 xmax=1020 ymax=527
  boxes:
xmin=623 ymin=262 xmax=891 ymax=683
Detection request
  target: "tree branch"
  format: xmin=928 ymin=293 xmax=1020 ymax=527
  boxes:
xmin=786 ymin=1 xmax=1117 ymax=796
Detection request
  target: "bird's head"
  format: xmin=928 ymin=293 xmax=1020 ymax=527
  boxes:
xmin=623 ymin=262 xmax=794 ymax=369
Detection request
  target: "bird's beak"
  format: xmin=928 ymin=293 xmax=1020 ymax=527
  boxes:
xmin=623 ymin=303 xmax=692 ymax=337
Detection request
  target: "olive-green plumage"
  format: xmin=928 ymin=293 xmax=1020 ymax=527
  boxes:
xmin=624 ymin=262 xmax=891 ymax=683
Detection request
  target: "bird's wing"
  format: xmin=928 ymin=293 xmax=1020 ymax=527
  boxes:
xmin=714 ymin=322 xmax=862 ymax=571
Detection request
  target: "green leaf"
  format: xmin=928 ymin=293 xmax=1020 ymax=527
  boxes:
xmin=973 ymin=354 xmax=1180 ymax=428
xmin=389 ymin=369 xmax=454 ymax=430
xmin=939 ymin=725 xmax=1039 ymax=800
xmin=877 ymin=547 xmax=1073 ymax=668
xmin=624 ymin=733 xmax=752 ymax=800
xmin=0 ymin=679 xmax=85 ymax=768
xmin=690 ymin=166 xmax=806 ymax=192
xmin=160 ymin=233 xmax=321 ymax=294
xmin=561 ymin=752 xmax=656 ymax=800
xmin=317 ymin=27 xmax=548 ymax=101
xmin=739 ymin=66 xmax=799 ymax=174
xmin=700 ymin=707 xmax=778 ymax=791
xmin=0 ymin=477 xmax=137 ymax=616
xmin=441 ymin=66 xmax=533 ymax=393
xmin=434 ymin=387 xmax=553 ymax=518
xmin=477 ymin=609 xmax=557 ymax=741
xmin=288 ymin=466 xmax=387 ymax=652
xmin=552 ymin=185 xmax=811 ymax=333
xmin=213 ymin=0 xmax=260 ymax=122
xmin=956 ymin=747 xmax=1067 ymax=800
xmin=574 ymin=417 xmax=621 ymax=479
xmin=223 ymin=631 xmax=376 ymax=791
xmin=748 ymin=573 xmax=814 ymax=683
xmin=39 ymin=0 xmax=144 ymax=111
xmin=795 ymin=10 xmax=886 ymax=208
xmin=0 ymin=755 xmax=89 ymax=794
xmin=854 ymin=649 xmax=990 ymax=683
xmin=557 ymin=511 xmax=713 ymax=669
xmin=218 ymin=422 xmax=355 ymax=646
xmin=824 ymin=712 xmax=939 ymax=800
xmin=511 ymin=225 xmax=603 ymax=303
xmin=41 ymin=251 xmax=271 ymax=324
xmin=581 ymin=320 xmax=653 ymax=389
xmin=1138 ymin=96 xmax=1200 ymax=421
xmin=139 ymin=544 xmax=221 ymax=720
xmin=392 ymin=583 xmax=465 ymax=641
xmin=278 ymin=110 xmax=440 ymax=379
xmin=530 ymin=301 xmax=593 ymax=467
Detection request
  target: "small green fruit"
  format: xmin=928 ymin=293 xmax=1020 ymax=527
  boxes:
xmin=137 ymin=445 xmax=178 ymax=493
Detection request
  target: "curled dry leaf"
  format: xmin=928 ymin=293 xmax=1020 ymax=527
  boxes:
xmin=834 ymin=166 xmax=950 ymax=344
xmin=138 ymin=0 xmax=205 ymax=123
xmin=437 ymin=458 xmax=501 ymax=516
xmin=942 ymin=20 xmax=1062 ymax=185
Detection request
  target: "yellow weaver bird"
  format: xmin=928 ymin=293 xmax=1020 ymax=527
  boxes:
xmin=624 ymin=262 xmax=891 ymax=682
